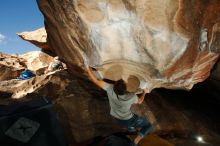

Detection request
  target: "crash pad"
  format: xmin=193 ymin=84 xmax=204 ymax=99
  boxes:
xmin=129 ymin=134 xmax=174 ymax=146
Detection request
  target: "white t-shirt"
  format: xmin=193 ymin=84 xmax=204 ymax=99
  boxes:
xmin=104 ymin=84 xmax=138 ymax=120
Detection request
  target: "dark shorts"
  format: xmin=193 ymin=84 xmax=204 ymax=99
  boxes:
xmin=114 ymin=114 xmax=152 ymax=137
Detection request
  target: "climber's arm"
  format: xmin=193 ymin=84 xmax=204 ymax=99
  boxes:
xmin=137 ymin=89 xmax=148 ymax=104
xmin=86 ymin=67 xmax=107 ymax=89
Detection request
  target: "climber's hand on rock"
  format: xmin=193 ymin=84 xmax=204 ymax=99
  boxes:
xmin=143 ymin=88 xmax=149 ymax=94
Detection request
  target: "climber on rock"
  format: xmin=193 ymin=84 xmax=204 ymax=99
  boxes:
xmin=45 ymin=56 xmax=64 ymax=73
xmin=86 ymin=66 xmax=152 ymax=146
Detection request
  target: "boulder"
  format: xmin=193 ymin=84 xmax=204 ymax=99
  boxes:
xmin=19 ymin=51 xmax=54 ymax=75
xmin=0 ymin=51 xmax=220 ymax=145
xmin=17 ymin=27 xmax=49 ymax=50
xmin=0 ymin=51 xmax=55 ymax=81
xmin=0 ymin=53 xmax=25 ymax=81
xmin=36 ymin=0 xmax=220 ymax=91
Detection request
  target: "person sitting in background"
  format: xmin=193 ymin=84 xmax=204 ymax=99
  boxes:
xmin=17 ymin=69 xmax=35 ymax=80
xmin=86 ymin=66 xmax=152 ymax=146
xmin=45 ymin=56 xmax=63 ymax=73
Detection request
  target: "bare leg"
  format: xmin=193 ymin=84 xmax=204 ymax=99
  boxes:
xmin=134 ymin=135 xmax=143 ymax=145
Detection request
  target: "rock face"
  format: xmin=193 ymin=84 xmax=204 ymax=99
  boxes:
xmin=36 ymin=0 xmax=220 ymax=91
xmin=0 ymin=53 xmax=25 ymax=81
xmin=0 ymin=51 xmax=53 ymax=81
xmin=19 ymin=51 xmax=54 ymax=75
xmin=17 ymin=27 xmax=49 ymax=50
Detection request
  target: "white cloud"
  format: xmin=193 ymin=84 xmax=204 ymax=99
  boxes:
xmin=0 ymin=33 xmax=6 ymax=43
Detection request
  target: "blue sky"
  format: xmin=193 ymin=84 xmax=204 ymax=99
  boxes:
xmin=0 ymin=0 xmax=44 ymax=54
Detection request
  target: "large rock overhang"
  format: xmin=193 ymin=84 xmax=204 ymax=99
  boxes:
xmin=36 ymin=0 xmax=220 ymax=91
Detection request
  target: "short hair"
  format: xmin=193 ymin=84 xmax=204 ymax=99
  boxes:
xmin=113 ymin=79 xmax=127 ymax=95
